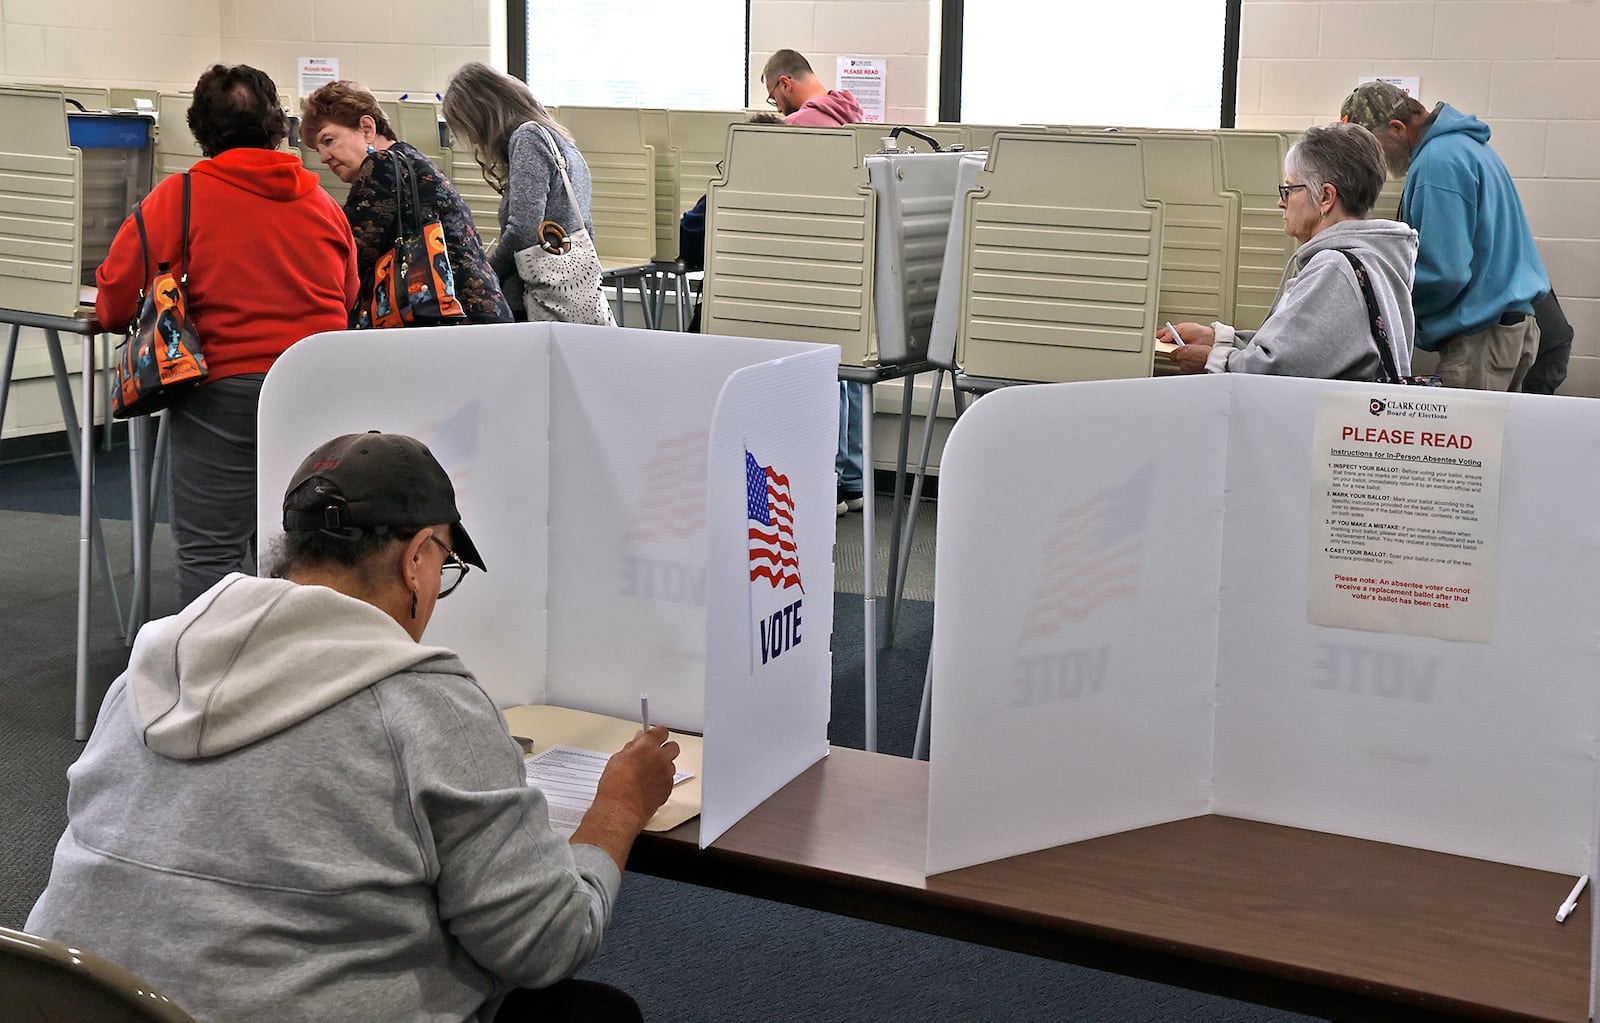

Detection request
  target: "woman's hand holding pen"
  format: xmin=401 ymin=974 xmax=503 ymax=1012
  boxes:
xmin=595 ymin=726 xmax=680 ymax=828
xmin=1159 ymin=321 xmax=1215 ymax=347
xmin=1159 ymin=322 xmax=1215 ymax=374
xmin=574 ymin=725 xmax=681 ymax=870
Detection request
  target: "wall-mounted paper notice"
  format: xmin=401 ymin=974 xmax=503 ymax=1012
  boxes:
xmin=298 ymin=57 xmax=339 ymax=101
xmin=1307 ymin=391 xmax=1505 ymax=643
xmin=836 ymin=57 xmax=886 ymax=124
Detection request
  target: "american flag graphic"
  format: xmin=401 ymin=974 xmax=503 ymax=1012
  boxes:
xmin=746 ymin=449 xmax=803 ymax=592
xmin=1020 ymin=464 xmax=1151 ymax=639
xmin=627 ymin=432 xmax=708 ymax=543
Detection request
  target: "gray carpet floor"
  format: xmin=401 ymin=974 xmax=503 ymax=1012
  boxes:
xmin=0 ymin=448 xmax=1317 ymax=1022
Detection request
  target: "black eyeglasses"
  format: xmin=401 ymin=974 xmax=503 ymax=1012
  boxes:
xmin=429 ymin=534 xmax=470 ymax=598
xmin=1278 ymin=183 xmax=1310 ymax=202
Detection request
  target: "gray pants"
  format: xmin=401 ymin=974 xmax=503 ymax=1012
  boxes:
xmin=167 ymin=374 xmax=266 ymax=606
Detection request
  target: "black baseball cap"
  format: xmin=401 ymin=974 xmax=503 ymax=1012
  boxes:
xmin=282 ymin=431 xmax=486 ymax=570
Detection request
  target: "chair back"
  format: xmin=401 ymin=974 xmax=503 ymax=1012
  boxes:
xmin=0 ymin=924 xmax=198 ymax=1022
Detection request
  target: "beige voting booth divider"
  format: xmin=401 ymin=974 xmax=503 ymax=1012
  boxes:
xmin=396 ymin=99 xmax=451 ymax=172
xmin=15 ymin=83 xmax=110 ymax=111
xmin=944 ymin=123 xmax=1047 ymax=153
xmin=641 ymin=108 xmax=675 ymax=262
xmin=1216 ymin=130 xmax=1294 ymax=332
xmin=1099 ymin=131 xmax=1240 ymax=334
xmin=0 ymin=88 xmax=83 ymax=318
xmin=954 ymin=133 xmax=1163 ymax=384
xmin=154 ymin=93 xmax=202 ymax=181
xmin=702 ymin=125 xmax=878 ymax=363
xmin=657 ymin=109 xmax=745 ymax=264
xmin=559 ymin=106 xmax=657 ymax=274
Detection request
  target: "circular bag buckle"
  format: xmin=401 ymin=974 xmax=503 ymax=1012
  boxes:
xmin=538 ymin=220 xmax=571 ymax=255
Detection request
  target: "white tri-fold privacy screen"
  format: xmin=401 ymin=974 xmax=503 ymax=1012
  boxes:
xmin=928 ymin=374 xmax=1600 ymax=880
xmin=259 ymin=324 xmax=840 ymax=846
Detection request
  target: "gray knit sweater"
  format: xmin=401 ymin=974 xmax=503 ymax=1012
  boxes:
xmin=489 ymin=121 xmax=597 ymax=315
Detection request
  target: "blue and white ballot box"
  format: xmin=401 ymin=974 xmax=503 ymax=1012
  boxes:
xmin=259 ymin=323 xmax=840 ymax=846
xmin=68 ymin=111 xmax=156 ymax=287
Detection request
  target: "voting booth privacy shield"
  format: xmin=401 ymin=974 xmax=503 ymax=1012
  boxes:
xmin=928 ymin=375 xmax=1600 ymax=889
xmin=258 ymin=324 xmax=840 ymax=846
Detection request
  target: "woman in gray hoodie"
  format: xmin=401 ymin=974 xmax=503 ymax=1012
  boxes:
xmin=29 ymin=433 xmax=678 ymax=1023
xmin=1163 ymin=122 xmax=1418 ymax=380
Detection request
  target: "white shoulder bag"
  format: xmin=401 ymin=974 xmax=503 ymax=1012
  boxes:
xmin=512 ymin=124 xmax=616 ymax=325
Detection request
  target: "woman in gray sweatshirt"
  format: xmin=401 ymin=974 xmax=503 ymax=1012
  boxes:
xmin=1164 ymin=122 xmax=1419 ymax=381
xmin=442 ymin=62 xmax=597 ymax=320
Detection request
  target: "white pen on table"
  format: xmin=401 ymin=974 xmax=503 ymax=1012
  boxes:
xmin=1165 ymin=322 xmax=1186 ymax=347
xmin=1556 ymin=873 xmax=1589 ymax=923
xmin=640 ymin=693 xmax=650 ymax=732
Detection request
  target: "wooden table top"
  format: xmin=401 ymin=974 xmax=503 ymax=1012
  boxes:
xmin=631 ymin=747 xmax=1590 ymax=1022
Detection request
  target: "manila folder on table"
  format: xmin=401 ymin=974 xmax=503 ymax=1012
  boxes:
xmin=501 ymin=704 xmax=702 ymax=833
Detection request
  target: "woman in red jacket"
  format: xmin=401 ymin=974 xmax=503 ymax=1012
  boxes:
xmin=96 ymin=65 xmax=359 ymax=606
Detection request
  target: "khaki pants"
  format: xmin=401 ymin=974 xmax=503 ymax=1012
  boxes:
xmin=1435 ymin=318 xmax=1540 ymax=391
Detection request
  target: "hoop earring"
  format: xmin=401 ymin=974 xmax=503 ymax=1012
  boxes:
xmin=409 ymin=591 xmax=418 ymax=620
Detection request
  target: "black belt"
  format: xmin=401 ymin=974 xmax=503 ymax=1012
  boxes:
xmin=1499 ymin=311 xmax=1527 ymax=326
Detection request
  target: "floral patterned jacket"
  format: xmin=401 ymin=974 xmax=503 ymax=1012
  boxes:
xmin=343 ymin=141 xmax=512 ymax=327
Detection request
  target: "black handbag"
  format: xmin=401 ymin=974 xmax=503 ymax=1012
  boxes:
xmin=112 ymin=173 xmax=208 ymax=418
xmin=1337 ymin=250 xmax=1442 ymax=387
xmin=365 ymin=148 xmax=468 ymax=328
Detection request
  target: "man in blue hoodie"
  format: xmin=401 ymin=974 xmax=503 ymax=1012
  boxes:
xmin=1341 ymin=81 xmax=1549 ymax=391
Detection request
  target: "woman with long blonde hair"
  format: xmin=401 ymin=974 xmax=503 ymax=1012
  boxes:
xmin=442 ymin=63 xmax=598 ymax=321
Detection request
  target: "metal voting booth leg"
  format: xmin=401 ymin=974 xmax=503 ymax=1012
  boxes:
xmin=42 ymin=327 xmax=126 ymax=740
xmin=2 ymin=315 xmax=160 ymax=740
xmin=844 ymin=362 xmax=941 ymax=754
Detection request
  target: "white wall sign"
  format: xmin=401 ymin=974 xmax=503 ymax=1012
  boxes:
xmin=1358 ymin=75 xmax=1422 ymax=102
xmin=1307 ymin=391 xmax=1504 ymax=642
xmin=836 ymin=57 xmax=886 ymax=124
xmin=298 ymin=57 xmax=339 ymax=101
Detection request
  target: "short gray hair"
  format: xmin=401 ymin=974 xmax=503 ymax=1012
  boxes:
xmin=1285 ymin=122 xmax=1387 ymax=218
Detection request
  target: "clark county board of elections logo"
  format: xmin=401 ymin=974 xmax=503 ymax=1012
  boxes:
xmin=1369 ymin=398 xmax=1387 ymax=416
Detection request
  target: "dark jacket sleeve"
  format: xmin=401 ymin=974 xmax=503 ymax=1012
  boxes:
xmin=679 ymin=194 xmax=707 ymax=271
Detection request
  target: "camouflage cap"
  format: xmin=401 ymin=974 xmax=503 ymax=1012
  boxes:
xmin=1340 ymin=81 xmax=1413 ymax=132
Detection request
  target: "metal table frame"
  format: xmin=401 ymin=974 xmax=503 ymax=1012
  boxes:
xmin=839 ymin=360 xmax=940 ymax=752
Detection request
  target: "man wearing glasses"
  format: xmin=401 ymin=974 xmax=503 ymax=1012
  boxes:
xmin=760 ymin=49 xmax=870 ymax=513
xmin=760 ymin=48 xmax=865 ymax=127
xmin=28 ymin=431 xmax=680 ymax=1023
xmin=1340 ymin=81 xmax=1549 ymax=391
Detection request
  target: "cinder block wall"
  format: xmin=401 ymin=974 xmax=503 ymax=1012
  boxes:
xmin=1236 ymin=0 xmax=1600 ymax=396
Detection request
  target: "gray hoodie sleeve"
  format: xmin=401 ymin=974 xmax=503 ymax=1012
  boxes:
xmin=374 ymin=671 xmax=622 ymax=990
xmin=1207 ymin=252 xmax=1379 ymax=380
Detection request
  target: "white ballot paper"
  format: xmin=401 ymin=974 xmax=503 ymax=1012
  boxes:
xmin=525 ymin=744 xmax=694 ymax=838
xmin=1307 ymin=390 xmax=1505 ymax=642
